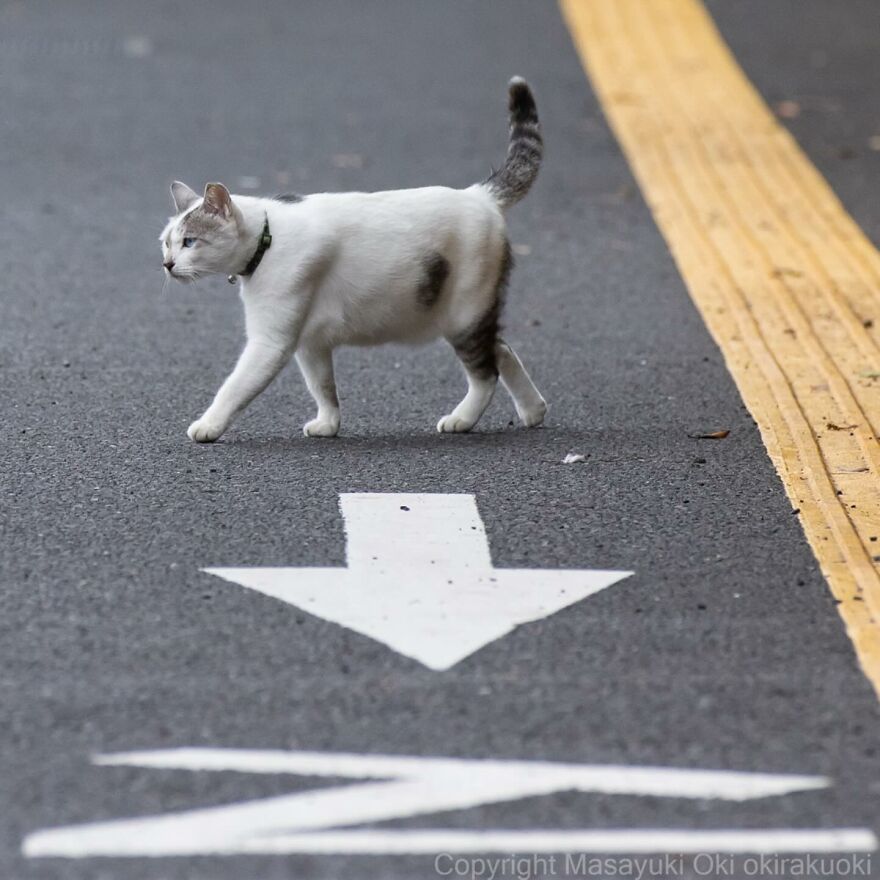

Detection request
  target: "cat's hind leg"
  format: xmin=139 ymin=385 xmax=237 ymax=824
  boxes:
xmin=438 ymin=307 xmax=499 ymax=434
xmin=296 ymin=343 xmax=340 ymax=437
xmin=496 ymin=339 xmax=546 ymax=427
xmin=437 ymin=366 xmax=498 ymax=433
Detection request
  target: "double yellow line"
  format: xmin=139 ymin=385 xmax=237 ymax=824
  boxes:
xmin=561 ymin=0 xmax=880 ymax=696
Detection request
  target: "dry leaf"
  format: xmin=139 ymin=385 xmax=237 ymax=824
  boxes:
xmin=689 ymin=430 xmax=730 ymax=440
xmin=775 ymin=100 xmax=801 ymax=119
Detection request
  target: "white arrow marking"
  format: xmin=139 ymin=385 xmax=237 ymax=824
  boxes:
xmin=204 ymin=493 xmax=632 ymax=670
xmin=23 ymin=749 xmax=876 ymax=858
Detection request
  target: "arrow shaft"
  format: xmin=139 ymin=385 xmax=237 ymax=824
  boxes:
xmin=340 ymin=493 xmax=493 ymax=572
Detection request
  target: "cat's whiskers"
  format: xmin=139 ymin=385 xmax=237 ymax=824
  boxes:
xmin=167 ymin=268 xmax=203 ymax=285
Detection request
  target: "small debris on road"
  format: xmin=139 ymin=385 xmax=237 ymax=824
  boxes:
xmin=775 ymin=99 xmax=801 ymax=119
xmin=771 ymin=266 xmax=803 ymax=279
xmin=689 ymin=430 xmax=730 ymax=440
xmin=122 ymin=36 xmax=153 ymax=58
xmin=332 ymin=153 xmax=365 ymax=169
xmin=562 ymin=453 xmax=587 ymax=464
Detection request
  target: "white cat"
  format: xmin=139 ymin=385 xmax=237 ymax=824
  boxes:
xmin=160 ymin=77 xmax=546 ymax=442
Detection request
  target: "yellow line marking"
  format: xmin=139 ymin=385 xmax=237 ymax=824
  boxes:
xmin=560 ymin=0 xmax=880 ymax=695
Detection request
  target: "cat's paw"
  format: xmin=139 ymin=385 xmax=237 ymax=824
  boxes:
xmin=187 ymin=417 xmax=225 ymax=443
xmin=303 ymin=416 xmax=340 ymax=437
xmin=436 ymin=413 xmax=475 ymax=433
xmin=518 ymin=399 xmax=547 ymax=428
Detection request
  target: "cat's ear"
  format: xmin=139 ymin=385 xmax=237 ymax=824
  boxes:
xmin=202 ymin=182 xmax=234 ymax=219
xmin=170 ymin=180 xmax=199 ymax=214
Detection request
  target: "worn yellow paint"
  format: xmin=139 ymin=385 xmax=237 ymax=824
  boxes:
xmin=560 ymin=0 xmax=880 ymax=696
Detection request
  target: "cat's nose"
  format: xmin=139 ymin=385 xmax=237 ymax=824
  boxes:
xmin=163 ymin=259 xmax=175 ymax=271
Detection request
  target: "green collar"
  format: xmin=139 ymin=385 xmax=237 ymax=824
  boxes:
xmin=232 ymin=215 xmax=272 ymax=281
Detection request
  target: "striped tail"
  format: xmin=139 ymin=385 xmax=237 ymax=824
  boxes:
xmin=483 ymin=77 xmax=543 ymax=210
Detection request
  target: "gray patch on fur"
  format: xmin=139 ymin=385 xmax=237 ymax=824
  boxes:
xmin=180 ymin=208 xmax=223 ymax=236
xmin=450 ymin=241 xmax=512 ymax=378
xmin=416 ymin=252 xmax=450 ymax=309
xmin=274 ymin=193 xmax=304 ymax=203
xmin=485 ymin=78 xmax=543 ymax=210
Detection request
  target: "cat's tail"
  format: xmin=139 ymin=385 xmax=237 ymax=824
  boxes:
xmin=482 ymin=77 xmax=543 ymax=211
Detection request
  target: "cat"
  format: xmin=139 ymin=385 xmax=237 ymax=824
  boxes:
xmin=160 ymin=77 xmax=546 ymax=442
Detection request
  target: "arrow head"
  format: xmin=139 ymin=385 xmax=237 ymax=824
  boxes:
xmin=205 ymin=493 xmax=632 ymax=670
xmin=205 ymin=565 xmax=631 ymax=670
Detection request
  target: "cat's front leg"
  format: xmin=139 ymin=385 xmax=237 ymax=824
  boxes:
xmin=296 ymin=343 xmax=340 ymax=437
xmin=187 ymin=415 xmax=227 ymax=443
xmin=188 ymin=339 xmax=291 ymax=443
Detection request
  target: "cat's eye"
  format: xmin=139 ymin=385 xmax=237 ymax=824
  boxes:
xmin=182 ymin=237 xmax=196 ymax=248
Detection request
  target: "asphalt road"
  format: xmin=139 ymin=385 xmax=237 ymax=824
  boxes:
xmin=1 ymin=1 xmax=879 ymax=878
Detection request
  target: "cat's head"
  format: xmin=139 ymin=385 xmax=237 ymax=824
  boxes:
xmin=160 ymin=181 xmax=244 ymax=282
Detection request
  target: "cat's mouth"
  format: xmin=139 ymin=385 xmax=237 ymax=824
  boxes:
xmin=166 ymin=268 xmax=198 ymax=284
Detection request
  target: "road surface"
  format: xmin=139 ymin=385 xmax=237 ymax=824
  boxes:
xmin=2 ymin=1 xmax=879 ymax=878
